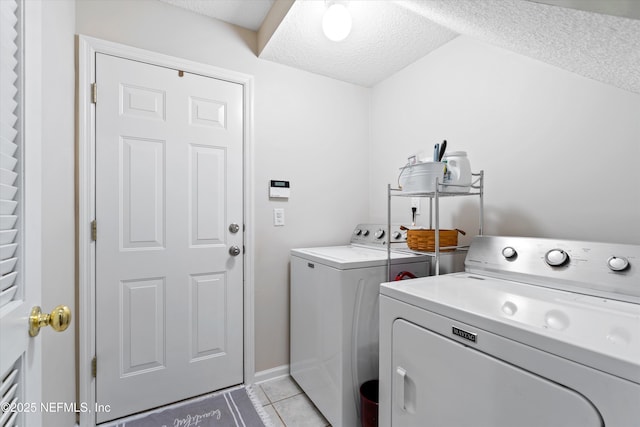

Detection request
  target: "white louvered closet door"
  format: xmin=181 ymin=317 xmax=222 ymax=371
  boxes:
xmin=0 ymin=1 xmax=43 ymax=426
xmin=0 ymin=0 xmax=20 ymax=311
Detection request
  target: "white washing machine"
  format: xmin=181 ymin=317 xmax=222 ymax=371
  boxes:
xmin=290 ymin=224 xmax=430 ymax=427
xmin=379 ymin=236 xmax=640 ymax=427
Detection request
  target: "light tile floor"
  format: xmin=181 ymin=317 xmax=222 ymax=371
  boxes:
xmin=254 ymin=376 xmax=331 ymax=427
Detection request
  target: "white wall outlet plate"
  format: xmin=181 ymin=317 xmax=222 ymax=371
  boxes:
xmin=411 ymin=197 xmax=420 ymax=214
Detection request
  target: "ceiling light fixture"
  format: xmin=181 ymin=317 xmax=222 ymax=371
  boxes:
xmin=322 ymin=3 xmax=352 ymax=42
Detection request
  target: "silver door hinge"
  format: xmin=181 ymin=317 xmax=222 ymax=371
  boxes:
xmin=91 ymin=220 xmax=97 ymax=241
xmin=91 ymin=357 xmax=97 ymax=378
xmin=91 ymin=83 xmax=97 ymax=104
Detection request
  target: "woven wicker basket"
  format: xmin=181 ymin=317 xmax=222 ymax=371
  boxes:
xmin=407 ymin=228 xmax=466 ymax=252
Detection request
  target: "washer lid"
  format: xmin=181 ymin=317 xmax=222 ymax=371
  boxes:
xmin=381 ymin=273 xmax=640 ymax=384
xmin=291 ymin=245 xmax=428 ymax=270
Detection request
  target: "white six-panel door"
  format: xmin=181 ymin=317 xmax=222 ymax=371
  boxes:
xmin=95 ymin=53 xmax=244 ymax=423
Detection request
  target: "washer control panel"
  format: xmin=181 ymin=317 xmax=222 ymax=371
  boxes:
xmin=467 ymin=236 xmax=640 ymax=303
xmin=351 ymin=224 xmax=406 ymax=247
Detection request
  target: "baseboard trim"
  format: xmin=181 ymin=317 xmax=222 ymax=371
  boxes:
xmin=253 ymin=364 xmax=290 ymax=385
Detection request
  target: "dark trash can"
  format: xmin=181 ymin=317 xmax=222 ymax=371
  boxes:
xmin=360 ymin=379 xmax=379 ymax=427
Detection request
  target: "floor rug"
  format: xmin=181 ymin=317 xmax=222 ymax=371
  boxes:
xmin=103 ymin=385 xmax=273 ymax=427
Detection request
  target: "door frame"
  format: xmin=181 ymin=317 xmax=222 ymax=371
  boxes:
xmin=77 ymin=35 xmax=255 ymax=427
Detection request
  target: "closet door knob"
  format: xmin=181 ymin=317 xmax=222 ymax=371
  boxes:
xmin=29 ymin=305 xmax=72 ymax=337
xmin=229 ymin=246 xmax=241 ymax=256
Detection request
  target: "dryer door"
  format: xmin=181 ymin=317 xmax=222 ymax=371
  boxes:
xmin=391 ymin=319 xmax=603 ymax=427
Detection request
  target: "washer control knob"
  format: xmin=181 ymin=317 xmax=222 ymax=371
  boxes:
xmin=362 ymin=230 xmax=370 ymax=236
xmin=607 ymin=256 xmax=630 ymax=272
xmin=545 ymin=249 xmax=569 ymax=267
xmin=374 ymin=229 xmax=385 ymax=239
xmin=392 ymin=231 xmax=402 ymax=240
xmin=502 ymin=246 xmax=517 ymax=259
xmin=353 ymin=229 xmax=362 ymax=236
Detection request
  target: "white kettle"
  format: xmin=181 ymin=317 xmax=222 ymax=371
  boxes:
xmin=442 ymin=151 xmax=471 ymax=192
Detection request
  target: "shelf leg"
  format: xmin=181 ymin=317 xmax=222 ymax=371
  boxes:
xmin=479 ymin=170 xmax=484 ymax=236
xmin=387 ymin=184 xmax=391 ymax=281
xmin=435 ymin=177 xmax=440 ymax=276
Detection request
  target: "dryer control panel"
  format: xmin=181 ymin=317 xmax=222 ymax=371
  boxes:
xmin=465 ymin=236 xmax=640 ymax=303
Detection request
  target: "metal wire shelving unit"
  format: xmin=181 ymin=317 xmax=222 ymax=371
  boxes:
xmin=387 ymin=171 xmax=484 ymax=279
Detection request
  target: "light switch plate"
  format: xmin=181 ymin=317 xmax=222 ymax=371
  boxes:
xmin=274 ymin=208 xmax=285 ymax=226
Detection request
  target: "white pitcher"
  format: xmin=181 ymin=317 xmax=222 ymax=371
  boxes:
xmin=442 ymin=151 xmax=471 ymax=192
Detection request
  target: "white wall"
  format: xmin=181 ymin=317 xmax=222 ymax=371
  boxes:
xmin=40 ymin=1 xmax=76 ymax=426
xmin=252 ymin=64 xmax=370 ymax=369
xmin=370 ymin=36 xmax=640 ymax=245
xmin=75 ymin=0 xmax=370 ymax=373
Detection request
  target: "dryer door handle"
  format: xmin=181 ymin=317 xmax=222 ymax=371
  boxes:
xmin=395 ymin=366 xmax=407 ymax=411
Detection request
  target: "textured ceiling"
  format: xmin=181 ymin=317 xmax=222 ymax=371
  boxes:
xmin=159 ymin=0 xmax=640 ymax=93
xmin=530 ymin=0 xmax=640 ymax=20
xmin=158 ymin=0 xmax=274 ymax=31
xmin=396 ymin=0 xmax=640 ymax=93
xmin=259 ymin=1 xmax=458 ymax=87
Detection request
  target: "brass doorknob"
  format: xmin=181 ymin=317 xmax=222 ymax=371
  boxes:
xmin=29 ymin=305 xmax=71 ymax=337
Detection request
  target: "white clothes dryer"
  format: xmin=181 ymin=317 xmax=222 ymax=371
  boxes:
xmin=290 ymin=224 xmax=430 ymax=427
xmin=379 ymin=236 xmax=640 ymax=427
